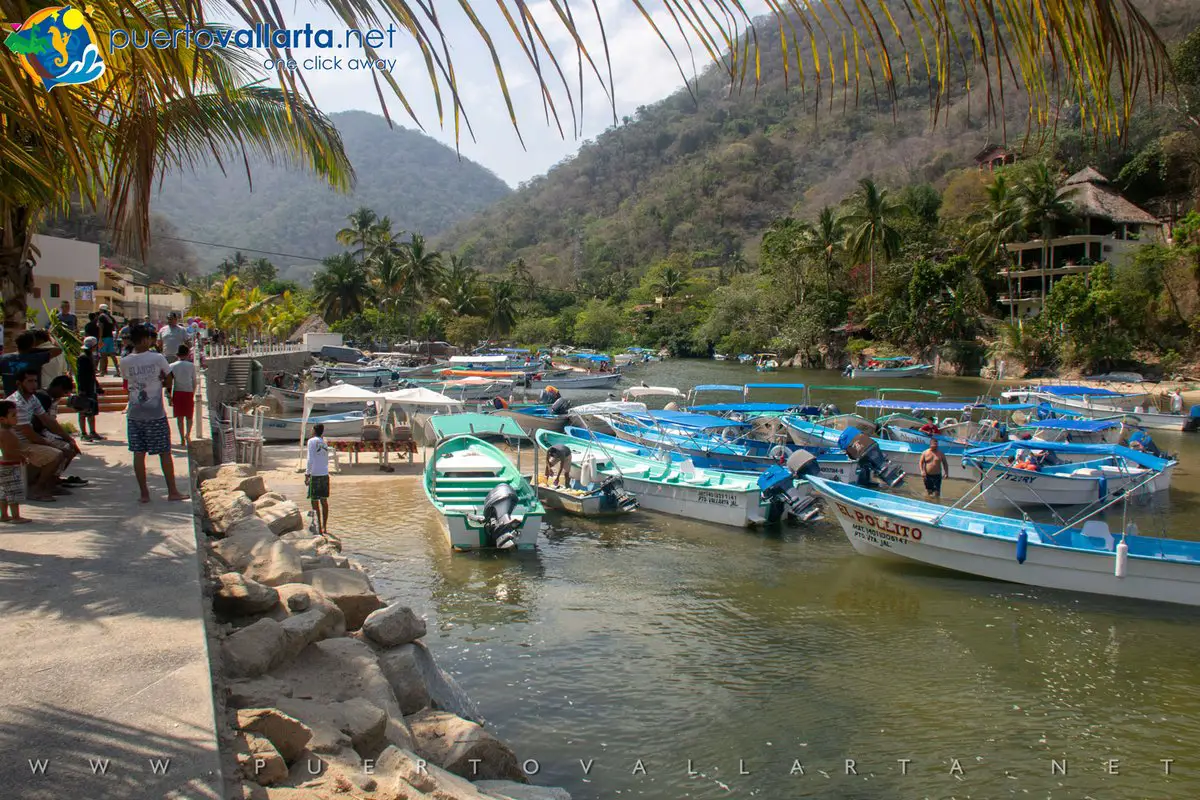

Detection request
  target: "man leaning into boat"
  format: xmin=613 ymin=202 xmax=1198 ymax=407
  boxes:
xmin=544 ymin=443 xmax=572 ymax=488
xmin=919 ymin=437 xmax=949 ymax=499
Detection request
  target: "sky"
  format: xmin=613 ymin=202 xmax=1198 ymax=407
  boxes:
xmin=267 ymin=0 xmax=771 ymax=187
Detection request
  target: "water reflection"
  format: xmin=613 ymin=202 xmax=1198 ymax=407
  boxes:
xmin=325 ymin=362 xmax=1200 ymax=800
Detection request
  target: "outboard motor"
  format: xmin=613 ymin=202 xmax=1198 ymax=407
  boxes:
xmin=596 ymin=476 xmax=640 ymax=513
xmin=838 ymin=428 xmax=905 ymax=488
xmin=480 ymin=484 xmax=524 ymax=549
xmin=819 ymin=403 xmax=841 ymax=418
xmin=550 ymin=396 xmax=572 ymax=415
xmin=758 ymin=452 xmax=822 ymax=525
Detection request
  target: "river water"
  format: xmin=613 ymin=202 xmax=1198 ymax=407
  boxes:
xmin=338 ymin=361 xmax=1200 ymax=799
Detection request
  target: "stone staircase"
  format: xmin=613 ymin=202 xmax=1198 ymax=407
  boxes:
xmin=97 ymin=376 xmax=128 ymax=413
xmin=224 ymin=357 xmax=253 ymax=392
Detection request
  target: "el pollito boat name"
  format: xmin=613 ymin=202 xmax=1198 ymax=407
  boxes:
xmin=835 ymin=502 xmax=923 ymax=546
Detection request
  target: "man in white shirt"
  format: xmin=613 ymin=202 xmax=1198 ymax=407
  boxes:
xmin=305 ymin=423 xmax=331 ymax=535
xmin=121 ymin=326 xmax=185 ymax=503
xmin=158 ymin=312 xmax=189 ymax=363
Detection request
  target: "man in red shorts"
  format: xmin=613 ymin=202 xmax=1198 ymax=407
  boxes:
xmin=168 ymin=344 xmax=195 ymax=445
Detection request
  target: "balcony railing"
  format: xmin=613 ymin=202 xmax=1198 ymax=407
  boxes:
xmin=200 ymin=342 xmax=306 ymax=358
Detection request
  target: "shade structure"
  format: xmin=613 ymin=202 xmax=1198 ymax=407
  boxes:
xmin=380 ymin=387 xmax=463 ymax=419
xmin=299 ymin=384 xmax=381 ymax=448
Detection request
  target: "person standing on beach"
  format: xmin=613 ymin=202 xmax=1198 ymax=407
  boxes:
xmin=919 ymin=437 xmax=949 ymax=499
xmin=0 ymin=400 xmax=30 ymax=523
xmin=75 ymin=337 xmax=103 ymax=441
xmin=120 ymin=327 xmax=185 ymax=503
xmin=306 ymin=423 xmax=331 ymax=535
xmin=169 ymin=345 xmax=195 ymax=445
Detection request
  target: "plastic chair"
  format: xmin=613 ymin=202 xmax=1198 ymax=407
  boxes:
xmin=234 ymin=406 xmax=265 ymax=466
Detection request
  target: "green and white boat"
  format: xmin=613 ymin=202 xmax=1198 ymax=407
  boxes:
xmin=423 ymin=433 xmax=545 ymax=552
xmin=535 ymin=429 xmax=817 ymax=527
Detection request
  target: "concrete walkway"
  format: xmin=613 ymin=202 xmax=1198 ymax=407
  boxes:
xmin=0 ymin=412 xmax=223 ymax=799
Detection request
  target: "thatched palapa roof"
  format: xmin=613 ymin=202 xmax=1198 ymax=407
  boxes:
xmin=288 ymin=314 xmax=330 ymax=343
xmin=1059 ymin=168 xmax=1158 ymax=226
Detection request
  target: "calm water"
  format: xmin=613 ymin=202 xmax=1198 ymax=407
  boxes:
xmin=334 ymin=361 xmax=1200 ymax=799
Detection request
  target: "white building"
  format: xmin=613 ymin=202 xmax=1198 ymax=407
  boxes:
xmin=28 ymin=234 xmax=101 ymax=326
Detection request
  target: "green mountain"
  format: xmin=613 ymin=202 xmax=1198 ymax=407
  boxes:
xmin=151 ymin=110 xmax=511 ymax=274
xmin=438 ymin=2 xmax=1200 ymax=282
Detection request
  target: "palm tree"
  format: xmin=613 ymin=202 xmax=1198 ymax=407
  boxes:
xmin=487 ymin=281 xmax=519 ymax=337
xmin=507 ymin=258 xmax=535 ymax=294
xmin=336 ymin=207 xmax=378 ymax=265
xmin=1 ymin=3 xmax=351 ymax=346
xmin=438 ymin=256 xmax=488 ymax=317
xmin=654 ymin=266 xmax=685 ymax=299
xmin=367 ymin=217 xmax=406 ymax=263
xmin=313 ymin=253 xmax=372 ymax=322
xmin=218 ymin=251 xmax=249 ymax=279
xmin=1015 ymin=163 xmax=1077 ymax=306
xmin=398 ymin=233 xmax=444 ymax=342
xmin=841 ymin=178 xmax=903 ymax=295
xmin=799 ymin=206 xmax=845 ymax=285
xmin=372 ymin=250 xmax=407 ymax=327
xmin=966 ymin=174 xmax=1026 ymax=324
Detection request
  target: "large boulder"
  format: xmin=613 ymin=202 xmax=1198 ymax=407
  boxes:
xmin=269 ymin=638 xmax=414 ymax=752
xmin=408 ymin=640 xmax=484 ymax=724
xmin=253 ymin=492 xmax=289 ymax=511
xmin=271 ymin=697 xmax=389 ymax=760
xmin=222 ymin=618 xmax=288 ymax=679
xmin=257 ymin=500 xmax=304 ymax=535
xmin=214 ymin=572 xmax=280 ymax=617
xmin=362 ymin=605 xmax=427 ymax=648
xmin=303 ymin=568 xmax=384 ymax=630
xmin=267 ymin=584 xmax=346 ymax=661
xmin=244 ymin=539 xmax=304 ymax=587
xmin=212 ymin=522 xmax=273 ymax=570
xmin=374 ymin=644 xmax=432 ymax=715
xmin=197 ymin=463 xmax=255 ymax=490
xmin=227 ymin=676 xmax=294 ymax=709
xmin=236 ymin=708 xmax=313 ymax=764
xmin=406 ymin=710 xmax=524 ymax=783
xmin=187 ymin=437 xmax=216 ymax=469
xmin=206 ymin=490 xmax=257 ymax=535
xmin=235 ymin=731 xmax=288 ymax=786
xmin=375 ymin=746 xmax=490 ymax=800
xmin=475 ymin=782 xmax=572 ymax=800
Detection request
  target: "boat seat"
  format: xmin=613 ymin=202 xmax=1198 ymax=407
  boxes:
xmin=435 ymin=476 xmax=508 ymax=484
xmin=683 ymin=475 xmax=711 ymax=486
xmin=1080 ymin=520 xmax=1115 ymax=551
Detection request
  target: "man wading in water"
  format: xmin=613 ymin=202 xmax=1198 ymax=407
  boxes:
xmin=919 ymin=437 xmax=949 ymax=499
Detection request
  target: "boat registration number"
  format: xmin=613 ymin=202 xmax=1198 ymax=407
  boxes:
xmin=835 ymin=502 xmax=923 ymax=546
xmin=697 ymin=490 xmax=740 ymax=507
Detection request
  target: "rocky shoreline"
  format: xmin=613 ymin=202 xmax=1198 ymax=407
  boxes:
xmin=190 ymin=452 xmax=569 ymax=800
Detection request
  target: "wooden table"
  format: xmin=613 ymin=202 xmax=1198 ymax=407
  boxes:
xmin=325 ymin=437 xmax=417 ymax=467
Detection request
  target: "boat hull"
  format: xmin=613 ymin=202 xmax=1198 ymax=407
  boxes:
xmin=605 ymin=473 xmax=772 ymax=527
xmin=966 ymin=460 xmax=1174 ymax=507
xmin=495 ymin=408 xmax=569 ymax=436
xmin=530 ymin=373 xmax=622 ymax=391
xmin=250 ymin=413 xmax=366 ymax=442
xmin=816 ymin=484 xmax=1200 ymax=606
xmin=536 ymin=483 xmax=635 ymax=516
xmin=436 ymin=510 xmax=542 ymax=551
xmin=266 ymin=386 xmax=367 ymax=414
xmin=850 ymin=365 xmax=933 ymax=378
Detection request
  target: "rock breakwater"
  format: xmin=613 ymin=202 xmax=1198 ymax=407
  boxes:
xmin=195 ymin=463 xmax=569 ymax=800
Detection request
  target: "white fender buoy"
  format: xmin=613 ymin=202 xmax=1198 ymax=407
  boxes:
xmin=1115 ymin=540 xmax=1129 ymax=578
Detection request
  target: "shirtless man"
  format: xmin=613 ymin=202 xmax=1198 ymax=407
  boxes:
xmin=919 ymin=437 xmax=949 ymax=499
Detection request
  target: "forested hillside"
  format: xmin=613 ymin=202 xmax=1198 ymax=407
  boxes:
xmin=151 ymin=110 xmax=511 ymax=265
xmin=438 ymin=1 xmax=1200 ymax=285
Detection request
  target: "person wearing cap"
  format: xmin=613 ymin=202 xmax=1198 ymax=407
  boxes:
xmin=538 ymin=385 xmax=560 ymax=405
xmin=96 ymin=303 xmax=118 ymax=376
xmin=157 ymin=312 xmax=188 ymax=363
xmin=75 ymin=336 xmax=103 ymax=441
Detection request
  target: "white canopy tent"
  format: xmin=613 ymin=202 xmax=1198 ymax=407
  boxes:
xmin=380 ymin=387 xmax=463 ymax=416
xmin=298 ymin=384 xmax=382 ymax=448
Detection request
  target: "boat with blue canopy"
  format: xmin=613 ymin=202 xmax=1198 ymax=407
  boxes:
xmin=687 ymin=384 xmax=745 ymax=405
xmin=961 ymin=440 xmax=1176 ymax=508
xmin=1003 ymin=385 xmax=1199 ymax=432
xmin=808 ymin=475 xmax=1200 ymax=606
xmin=1010 ymin=416 xmax=1126 ymax=444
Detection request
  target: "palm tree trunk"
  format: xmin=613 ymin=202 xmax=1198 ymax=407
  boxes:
xmin=0 ymin=202 xmax=36 ymax=351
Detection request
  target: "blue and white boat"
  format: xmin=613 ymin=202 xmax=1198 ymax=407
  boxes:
xmin=1002 ymin=385 xmax=1199 ymax=432
xmin=809 ymin=476 xmax=1200 ymax=607
xmin=252 ymin=410 xmax=369 ymax=442
xmin=961 ymin=440 xmax=1176 ymax=508
xmin=1010 ymin=416 xmax=1126 ymax=444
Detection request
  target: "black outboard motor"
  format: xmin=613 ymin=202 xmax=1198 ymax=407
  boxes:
xmin=550 ymin=396 xmax=572 ymax=415
xmin=596 ymin=476 xmax=639 ymax=513
xmin=481 ymin=484 xmax=523 ymax=549
xmin=839 ymin=429 xmax=905 ymax=488
xmin=819 ymin=403 xmax=841 ymax=418
xmin=758 ymin=451 xmax=822 ymax=525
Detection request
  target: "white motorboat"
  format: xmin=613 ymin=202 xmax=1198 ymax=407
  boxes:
xmin=809 ymin=476 xmax=1200 ymax=607
xmin=250 ymin=410 xmax=369 ymax=442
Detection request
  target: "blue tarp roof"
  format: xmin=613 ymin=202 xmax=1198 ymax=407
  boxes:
xmin=869 ymin=356 xmax=916 ymax=362
xmin=964 ymin=440 xmax=1172 ymax=471
xmin=1034 ymin=385 xmax=1132 ymax=398
xmin=743 ymin=383 xmax=807 ymax=391
xmin=625 ymin=410 xmax=748 ymax=430
xmin=572 ymin=353 xmax=611 ymax=362
xmin=989 ymin=403 xmax=1038 ymax=411
xmin=692 ymin=384 xmax=745 ymax=394
xmin=689 ymin=402 xmax=804 ymax=413
xmin=1016 ymin=418 xmax=1122 ymax=432
xmin=857 ymin=399 xmax=985 ymax=412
